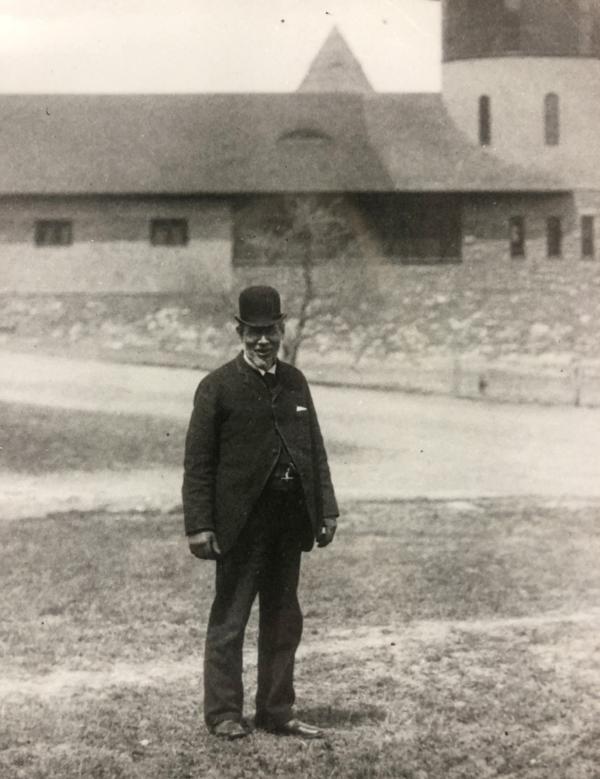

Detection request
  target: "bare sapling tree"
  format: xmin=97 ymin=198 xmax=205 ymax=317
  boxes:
xmin=236 ymin=193 xmax=388 ymax=366
xmin=279 ymin=196 xmax=347 ymax=365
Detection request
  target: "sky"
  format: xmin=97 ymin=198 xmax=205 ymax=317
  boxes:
xmin=0 ymin=0 xmax=441 ymax=93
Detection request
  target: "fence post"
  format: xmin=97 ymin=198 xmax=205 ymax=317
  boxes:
xmin=573 ymin=359 xmax=582 ymax=407
xmin=452 ymin=355 xmax=461 ymax=396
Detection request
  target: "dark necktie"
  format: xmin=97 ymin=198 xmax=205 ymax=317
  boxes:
xmin=262 ymin=372 xmax=277 ymax=392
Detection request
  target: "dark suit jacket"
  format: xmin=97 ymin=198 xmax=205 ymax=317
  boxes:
xmin=182 ymin=352 xmax=339 ymax=554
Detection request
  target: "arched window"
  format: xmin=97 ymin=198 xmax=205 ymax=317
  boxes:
xmin=479 ymin=95 xmax=491 ymax=146
xmin=544 ymin=93 xmax=560 ymax=145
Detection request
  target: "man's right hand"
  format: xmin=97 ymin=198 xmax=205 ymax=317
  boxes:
xmin=188 ymin=531 xmax=222 ymax=560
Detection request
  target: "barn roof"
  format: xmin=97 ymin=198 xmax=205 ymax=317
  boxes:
xmin=0 ymin=91 xmax=564 ymax=196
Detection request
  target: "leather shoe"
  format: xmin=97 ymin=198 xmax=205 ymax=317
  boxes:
xmin=266 ymin=718 xmax=324 ymax=739
xmin=210 ymin=720 xmax=249 ymax=740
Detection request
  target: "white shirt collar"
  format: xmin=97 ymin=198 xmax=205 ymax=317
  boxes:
xmin=243 ymin=351 xmax=277 ymax=376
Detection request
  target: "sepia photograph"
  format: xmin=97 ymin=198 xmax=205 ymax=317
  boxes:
xmin=1 ymin=0 xmax=599 ymax=776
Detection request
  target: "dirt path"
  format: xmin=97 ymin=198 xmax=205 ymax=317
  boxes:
xmin=0 ymin=468 xmax=179 ymax=521
xmin=4 ymin=467 xmax=600 ymax=522
xmin=3 ymin=610 xmax=599 ymax=700
xmin=3 ymin=350 xmax=600 ymax=518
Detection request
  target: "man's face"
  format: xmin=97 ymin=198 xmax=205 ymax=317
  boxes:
xmin=240 ymin=323 xmax=283 ymax=371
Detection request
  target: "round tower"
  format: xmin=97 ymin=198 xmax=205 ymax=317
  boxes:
xmin=441 ymin=0 xmax=600 ymax=186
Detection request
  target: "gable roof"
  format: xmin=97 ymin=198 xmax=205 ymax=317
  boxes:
xmin=0 ymin=92 xmax=565 ymax=196
xmin=298 ymin=27 xmax=374 ymax=93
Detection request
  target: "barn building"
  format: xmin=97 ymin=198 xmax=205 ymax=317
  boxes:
xmin=0 ymin=0 xmax=599 ymax=293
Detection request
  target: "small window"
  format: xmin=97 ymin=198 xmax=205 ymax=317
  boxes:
xmin=544 ymin=93 xmax=560 ymax=146
xmin=509 ymin=216 xmax=525 ymax=258
xmin=35 ymin=220 xmax=72 ymax=247
xmin=150 ymin=219 xmax=188 ymax=246
xmin=479 ymin=96 xmax=491 ymax=146
xmin=547 ymin=216 xmax=562 ymax=258
xmin=582 ymin=215 xmax=595 ymax=258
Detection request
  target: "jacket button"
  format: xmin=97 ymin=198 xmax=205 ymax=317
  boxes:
xmin=271 ymin=449 xmax=278 ymax=455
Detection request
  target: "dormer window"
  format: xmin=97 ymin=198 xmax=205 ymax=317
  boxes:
xmin=278 ymin=128 xmax=333 ymax=143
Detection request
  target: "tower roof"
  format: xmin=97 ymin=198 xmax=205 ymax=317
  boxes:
xmin=298 ymin=27 xmax=374 ymax=93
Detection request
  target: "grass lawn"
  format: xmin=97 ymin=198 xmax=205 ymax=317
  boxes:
xmin=0 ymin=402 xmax=355 ymax=473
xmin=0 ymin=401 xmax=187 ymax=473
xmin=2 ymin=500 xmax=599 ymax=778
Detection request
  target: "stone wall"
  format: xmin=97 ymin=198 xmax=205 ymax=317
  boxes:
xmin=234 ymin=252 xmax=600 ymax=362
xmin=0 ymin=196 xmax=233 ymax=293
xmin=3 ymin=248 xmax=600 ymax=404
xmin=232 ymin=258 xmax=600 ymax=403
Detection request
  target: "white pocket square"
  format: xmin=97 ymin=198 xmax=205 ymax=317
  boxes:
xmin=296 ymin=405 xmax=308 ymax=412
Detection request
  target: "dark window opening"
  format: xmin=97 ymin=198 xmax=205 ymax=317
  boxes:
xmin=386 ymin=199 xmax=462 ymax=265
xmin=544 ymin=93 xmax=560 ymax=146
xmin=479 ymin=95 xmax=491 ymax=146
xmin=509 ymin=216 xmax=525 ymax=258
xmin=582 ymin=215 xmax=595 ymax=258
xmin=35 ymin=220 xmax=72 ymax=247
xmin=233 ymin=194 xmax=462 ymax=266
xmin=547 ymin=216 xmax=562 ymax=258
xmin=150 ymin=219 xmax=188 ymax=246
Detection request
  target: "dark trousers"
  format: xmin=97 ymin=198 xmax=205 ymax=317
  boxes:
xmin=203 ymin=485 xmax=308 ymax=729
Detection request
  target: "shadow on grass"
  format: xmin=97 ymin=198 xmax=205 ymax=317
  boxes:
xmin=299 ymin=703 xmax=387 ymax=728
xmin=1 ymin=401 xmax=187 ymax=473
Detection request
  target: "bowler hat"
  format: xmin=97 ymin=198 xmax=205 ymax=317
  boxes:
xmin=235 ymin=285 xmax=286 ymax=327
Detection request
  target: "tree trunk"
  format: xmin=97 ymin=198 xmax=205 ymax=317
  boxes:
xmin=284 ymin=231 xmax=313 ymax=366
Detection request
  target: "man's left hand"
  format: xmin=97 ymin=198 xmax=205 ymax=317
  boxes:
xmin=317 ymin=518 xmax=337 ymax=547
xmin=188 ymin=530 xmax=221 ymax=559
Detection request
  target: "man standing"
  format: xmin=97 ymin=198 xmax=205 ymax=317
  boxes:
xmin=182 ymin=285 xmax=339 ymax=740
